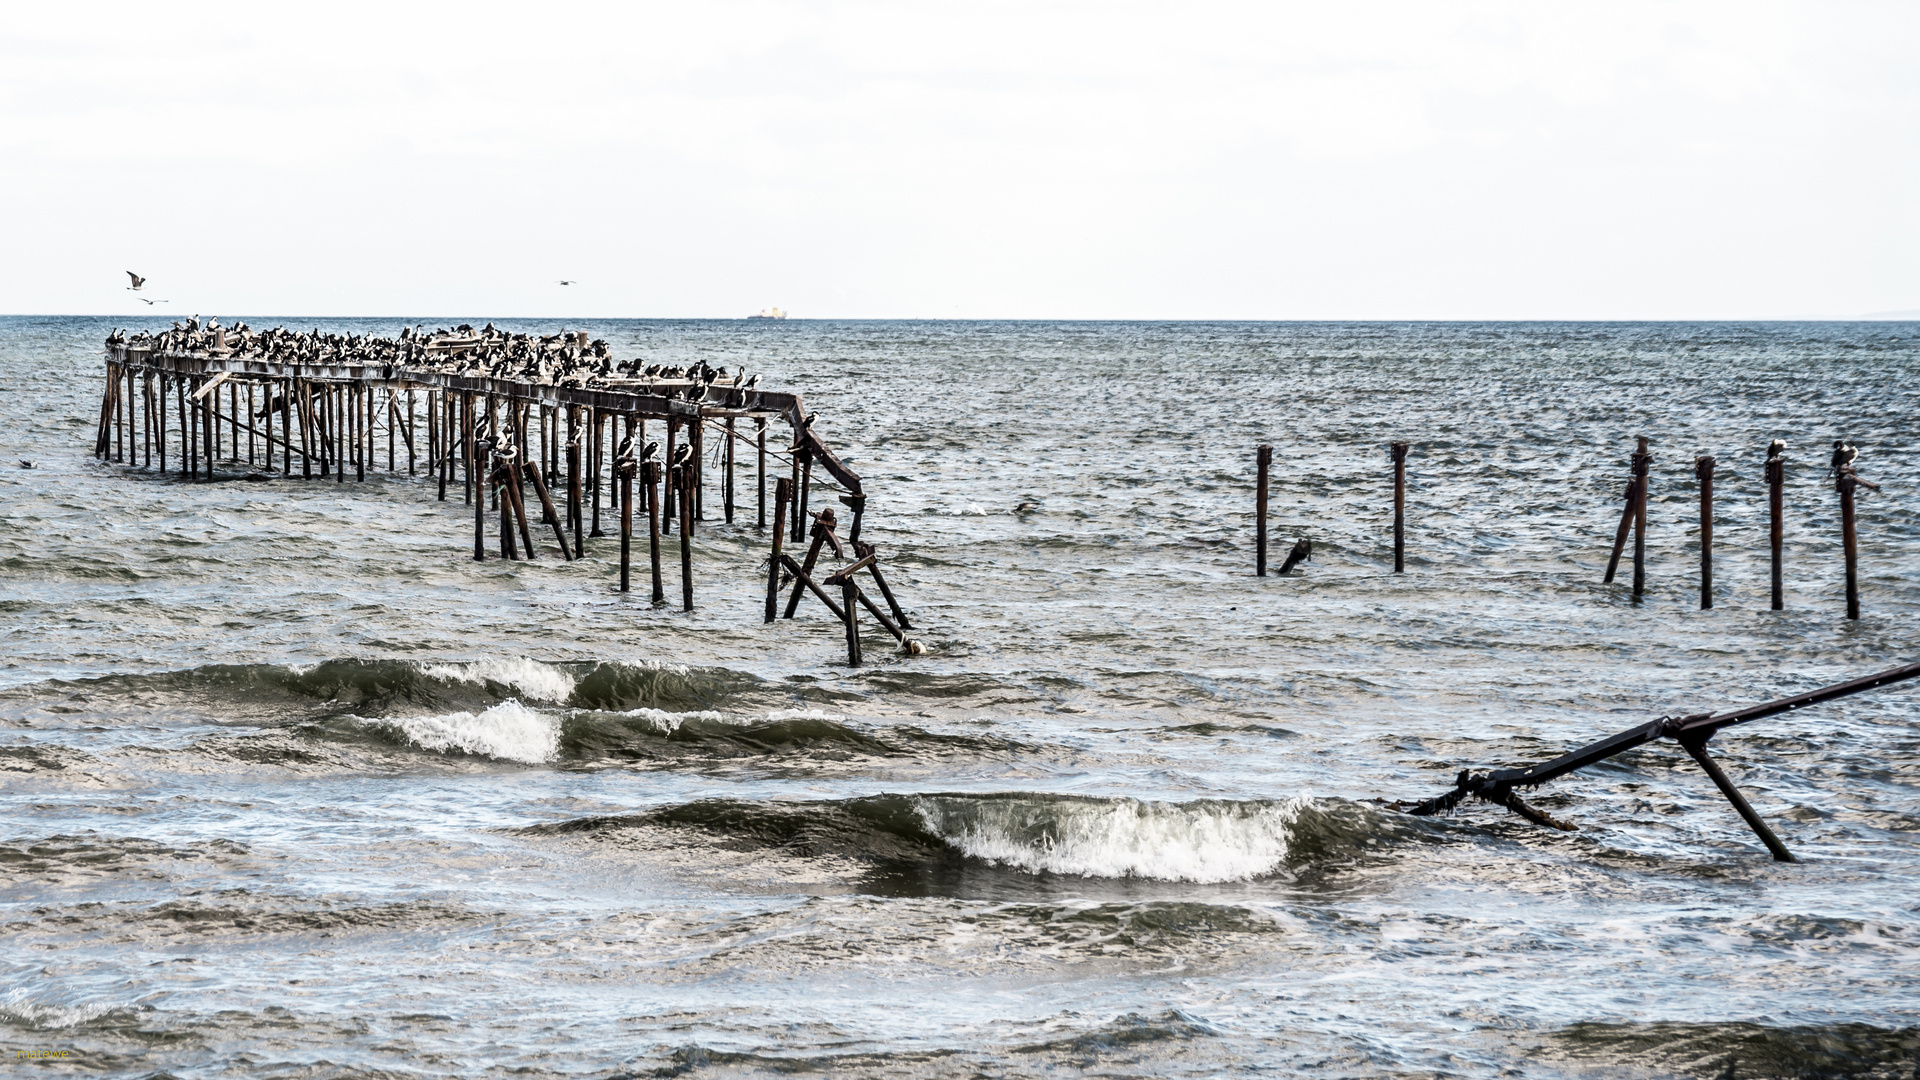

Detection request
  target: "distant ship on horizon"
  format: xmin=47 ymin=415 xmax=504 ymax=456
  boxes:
xmin=749 ymin=307 xmax=787 ymax=320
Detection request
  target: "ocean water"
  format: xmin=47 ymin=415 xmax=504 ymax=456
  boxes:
xmin=2 ymin=315 xmax=1917 ymax=1079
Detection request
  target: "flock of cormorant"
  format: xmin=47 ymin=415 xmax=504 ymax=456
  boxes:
xmin=107 ymin=319 xmax=764 ymax=402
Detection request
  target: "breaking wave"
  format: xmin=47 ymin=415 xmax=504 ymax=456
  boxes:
xmin=529 ymin=792 xmax=1405 ymax=884
xmin=380 ymin=701 xmax=559 ymax=765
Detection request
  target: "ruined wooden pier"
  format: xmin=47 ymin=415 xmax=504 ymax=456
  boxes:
xmin=93 ymin=321 xmax=916 ymax=664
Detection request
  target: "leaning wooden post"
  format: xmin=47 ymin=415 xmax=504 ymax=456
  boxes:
xmin=1390 ymin=441 xmax=1408 ymax=573
xmin=767 ymin=477 xmax=790 ymax=622
xmin=525 ymin=461 xmax=573 ymax=559
xmin=1695 ymin=454 xmax=1714 ymax=609
xmin=784 ymin=509 xmax=833 ymax=619
xmin=645 ymin=461 xmax=665 ymax=603
xmin=1603 ymin=457 xmax=1638 ymax=583
xmin=1255 ymin=444 xmax=1271 ymax=577
xmin=1631 ymin=436 xmax=1651 ymax=598
xmin=1766 ymin=441 xmax=1785 ymax=610
xmin=679 ymin=468 xmax=695 ymax=612
xmin=842 ymin=575 xmax=861 ymax=666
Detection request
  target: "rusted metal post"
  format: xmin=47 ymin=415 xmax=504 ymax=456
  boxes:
xmin=1255 ymin=444 xmax=1271 ymax=577
xmin=1695 ymin=454 xmax=1714 ymax=609
xmin=1390 ymin=441 xmax=1408 ymax=573
xmin=767 ymin=477 xmax=790 ymax=623
xmin=1766 ymin=442 xmax=1784 ymax=611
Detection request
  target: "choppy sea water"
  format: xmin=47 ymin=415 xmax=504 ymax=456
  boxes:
xmin=2 ymin=316 xmax=1917 ymax=1079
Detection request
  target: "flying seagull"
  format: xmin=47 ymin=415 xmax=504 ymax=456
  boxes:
xmin=137 ymin=297 xmax=167 ymax=305
xmin=126 ymin=271 xmax=145 ymax=291
xmin=558 ymin=280 xmax=577 ymax=286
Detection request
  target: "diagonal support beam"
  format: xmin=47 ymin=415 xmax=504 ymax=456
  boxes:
xmin=1679 ymin=736 xmax=1796 ymax=862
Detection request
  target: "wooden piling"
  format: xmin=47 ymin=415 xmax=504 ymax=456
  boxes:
xmin=663 ymin=419 xmax=677 ymax=530
xmin=756 ymin=419 xmax=768 ymax=530
xmin=157 ymin=375 xmax=168 ymax=473
xmin=679 ymin=468 xmax=694 ymax=612
xmin=568 ymin=434 xmax=585 ymax=559
xmin=589 ymin=408 xmax=604 ymax=536
xmin=1835 ymin=445 xmax=1862 ymax=621
xmin=784 ymin=511 xmax=832 ymax=619
xmin=842 ymin=575 xmax=861 ymax=665
xmin=618 ymin=456 xmax=635 ymax=593
xmin=1390 ymin=441 xmax=1408 ymax=573
xmin=646 ymin=461 xmax=664 ymax=603
xmin=1767 ymin=443 xmax=1785 ymax=611
xmin=725 ymin=417 xmax=736 ymax=524
xmin=1631 ymin=437 xmax=1650 ymax=597
xmin=1695 ymin=454 xmax=1714 ymax=609
xmin=1256 ymin=444 xmax=1271 ymax=577
xmin=1278 ymin=537 xmax=1311 ymax=575
xmin=854 ymin=540 xmax=912 ymax=630
xmin=767 ymin=477 xmax=790 ymax=623
xmin=525 ymin=462 xmax=573 ymax=559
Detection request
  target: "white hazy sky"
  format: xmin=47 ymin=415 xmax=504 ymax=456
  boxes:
xmin=3 ymin=1 xmax=1916 ymax=319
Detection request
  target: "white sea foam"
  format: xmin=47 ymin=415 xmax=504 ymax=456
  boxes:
xmin=389 ymin=701 xmax=559 ymax=764
xmin=913 ymin=795 xmax=1301 ymax=883
xmin=612 ymin=706 xmax=732 ymax=735
xmin=0 ymin=988 xmax=122 ymax=1030
xmin=419 ymin=658 xmax=575 ymax=703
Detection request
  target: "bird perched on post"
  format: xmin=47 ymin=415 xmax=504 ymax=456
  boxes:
xmin=1767 ymin=439 xmax=1786 ymax=461
xmin=1830 ymin=440 xmax=1857 ymax=476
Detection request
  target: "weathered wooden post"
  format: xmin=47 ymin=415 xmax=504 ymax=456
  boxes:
xmin=725 ymin=416 xmax=736 ymax=524
xmin=784 ymin=508 xmax=835 ymax=619
xmin=842 ymin=574 xmax=861 ymax=666
xmin=568 ymin=434 xmax=585 ymax=559
xmin=1255 ymin=444 xmax=1271 ymax=577
xmin=756 ymin=418 xmax=768 ymax=530
xmin=679 ymin=467 xmax=694 ymax=612
xmin=645 ymin=460 xmax=664 ymax=604
xmin=1695 ymin=454 xmax=1714 ymax=609
xmin=1603 ymin=438 xmax=1644 ymax=584
xmin=1390 ymin=441 xmax=1408 ymax=573
xmin=1766 ymin=440 xmax=1785 ymax=610
xmin=1632 ymin=437 xmax=1651 ymax=598
xmin=1831 ymin=440 xmax=1877 ymax=621
xmin=589 ymin=408 xmax=604 ymax=537
xmin=767 ymin=477 xmax=790 ymax=623
xmin=663 ymin=419 xmax=678 ymax=531
xmin=525 ymin=461 xmax=573 ymax=559
xmin=617 ymin=449 xmax=635 ymax=592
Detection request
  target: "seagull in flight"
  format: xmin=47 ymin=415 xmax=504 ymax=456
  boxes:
xmin=137 ymin=297 xmax=167 ymax=305
xmin=126 ymin=271 xmax=145 ymax=291
xmin=558 ymin=280 xmax=577 ymax=286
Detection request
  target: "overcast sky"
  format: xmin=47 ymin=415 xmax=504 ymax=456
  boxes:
xmin=3 ymin=1 xmax=1916 ymax=319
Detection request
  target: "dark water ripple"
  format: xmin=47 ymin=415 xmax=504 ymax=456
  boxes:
xmin=1 ymin=316 xmax=1917 ymax=1077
